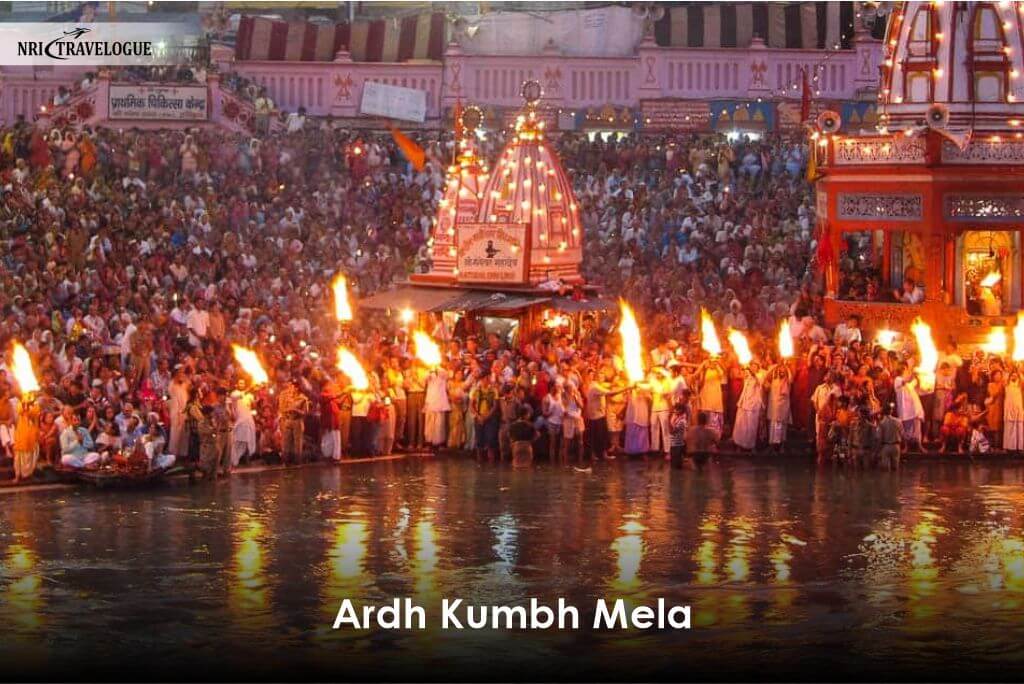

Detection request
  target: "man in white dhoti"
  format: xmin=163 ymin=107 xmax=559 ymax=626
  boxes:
xmin=229 ymin=380 xmax=258 ymax=467
xmin=423 ymin=365 xmax=450 ymax=448
xmin=766 ymin=364 xmax=792 ymax=451
xmin=167 ymin=366 xmax=190 ymax=456
xmin=894 ymin=366 xmax=925 ymax=451
xmin=648 ymin=369 xmax=672 ymax=457
xmin=142 ymin=424 xmax=175 ymax=470
xmin=732 ymin=363 xmax=766 ymax=451
xmin=1005 ymin=371 xmax=1024 ymax=453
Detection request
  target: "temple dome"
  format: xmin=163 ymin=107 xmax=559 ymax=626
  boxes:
xmin=410 ymin=142 xmax=489 ymax=284
xmin=476 ymin=103 xmax=583 ymax=285
xmin=880 ymin=1 xmax=1024 ymax=131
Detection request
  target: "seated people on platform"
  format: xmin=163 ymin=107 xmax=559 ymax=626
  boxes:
xmin=893 ymin=278 xmax=925 ymax=304
xmin=142 ymin=424 xmax=175 ymax=470
xmin=59 ymin=414 xmax=102 ymax=469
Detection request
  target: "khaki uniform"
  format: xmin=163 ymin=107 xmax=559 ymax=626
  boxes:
xmin=278 ymin=385 xmax=310 ymax=464
xmin=197 ymin=407 xmax=231 ymax=479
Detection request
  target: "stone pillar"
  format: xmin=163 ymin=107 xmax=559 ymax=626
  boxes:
xmin=635 ymin=31 xmax=663 ymax=100
xmin=852 ymin=22 xmax=883 ymax=93
xmin=206 ymin=71 xmax=222 ymax=127
xmin=746 ymin=35 xmax=770 ymax=100
xmin=93 ymin=69 xmax=110 ymax=122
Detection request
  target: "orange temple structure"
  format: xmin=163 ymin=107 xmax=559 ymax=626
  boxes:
xmin=363 ymin=84 xmax=609 ymax=342
xmin=819 ymin=0 xmax=1024 ymax=348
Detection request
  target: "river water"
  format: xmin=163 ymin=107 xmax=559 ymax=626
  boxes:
xmin=2 ymin=457 xmax=1024 ymax=681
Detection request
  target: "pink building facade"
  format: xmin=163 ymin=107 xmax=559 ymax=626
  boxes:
xmin=0 ymin=32 xmax=882 ymax=132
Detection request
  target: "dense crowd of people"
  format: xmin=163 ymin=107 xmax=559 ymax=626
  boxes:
xmin=0 ymin=103 xmax=1005 ymax=486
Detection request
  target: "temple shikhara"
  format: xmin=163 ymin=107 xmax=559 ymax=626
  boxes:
xmin=367 ymin=82 xmax=603 ymax=338
xmin=412 ymin=85 xmax=583 ymax=288
xmin=820 ymin=0 xmax=1024 ymax=345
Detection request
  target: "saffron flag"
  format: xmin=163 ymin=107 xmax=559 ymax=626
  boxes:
xmin=453 ymin=99 xmax=464 ymax=142
xmin=800 ymin=68 xmax=811 ymax=123
xmin=815 ymin=220 xmax=834 ymax=272
xmin=391 ymin=127 xmax=426 ymax=172
xmin=806 ymin=144 xmax=819 ymax=183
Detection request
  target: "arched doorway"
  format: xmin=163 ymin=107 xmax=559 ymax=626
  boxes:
xmin=957 ymin=230 xmax=1020 ymax=316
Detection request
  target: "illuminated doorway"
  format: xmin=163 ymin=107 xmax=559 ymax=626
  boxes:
xmin=958 ymin=230 xmax=1020 ymax=316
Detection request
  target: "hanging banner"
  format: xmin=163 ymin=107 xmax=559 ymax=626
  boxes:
xmin=109 ymin=84 xmax=208 ymax=120
xmin=640 ymin=100 xmax=710 ymax=132
xmin=709 ymin=100 xmax=776 ymax=131
xmin=777 ymin=98 xmax=838 ymax=131
xmin=456 ymin=223 xmax=528 ymax=284
xmin=360 ymin=81 xmax=427 ymax=123
xmin=840 ymin=101 xmax=880 ymax=132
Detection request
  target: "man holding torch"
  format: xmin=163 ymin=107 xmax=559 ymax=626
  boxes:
xmin=12 ymin=395 xmax=41 ymax=483
xmin=11 ymin=342 xmax=41 ymax=483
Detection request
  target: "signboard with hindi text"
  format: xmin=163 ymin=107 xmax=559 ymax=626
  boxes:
xmin=109 ymin=84 xmax=208 ymax=121
xmin=359 ymin=81 xmax=427 ymax=123
xmin=456 ymin=223 xmax=528 ymax=284
xmin=640 ymin=99 xmax=710 ymax=132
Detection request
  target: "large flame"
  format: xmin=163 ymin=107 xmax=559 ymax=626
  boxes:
xmin=10 ymin=342 xmax=39 ymax=397
xmin=983 ymin=326 xmax=1009 ymax=356
xmin=728 ymin=328 xmax=753 ymax=367
xmin=700 ymin=308 xmax=722 ymax=357
xmin=412 ymin=330 xmax=442 ymax=368
xmin=232 ymin=344 xmax=269 ymax=386
xmin=1014 ymin=313 xmax=1024 ymax=361
xmin=336 ymin=347 xmax=369 ymax=390
xmin=876 ymin=328 xmax=898 ymax=350
xmin=910 ymin=317 xmax=938 ymax=392
xmin=981 ymin=271 xmax=1002 ymax=288
xmin=778 ymin=320 xmax=794 ymax=359
xmin=332 ymin=274 xmax=353 ymax=322
xmin=617 ymin=300 xmax=645 ymax=383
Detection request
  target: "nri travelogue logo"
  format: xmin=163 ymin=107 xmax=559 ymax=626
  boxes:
xmin=0 ymin=23 xmax=195 ymax=66
xmin=17 ymin=27 xmax=152 ymax=60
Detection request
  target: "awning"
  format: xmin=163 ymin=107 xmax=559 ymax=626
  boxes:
xmin=548 ymin=296 xmax=616 ymax=313
xmin=358 ymin=286 xmax=470 ymax=312
xmin=359 ymin=286 xmax=550 ymax=313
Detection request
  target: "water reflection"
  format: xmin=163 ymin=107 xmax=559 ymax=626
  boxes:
xmin=611 ymin=516 xmax=646 ymax=593
xmin=323 ymin=517 xmax=368 ymax=613
xmin=8 ymin=460 xmax=1024 ymax=679
xmin=412 ymin=510 xmax=439 ymax=599
xmin=229 ymin=510 xmax=272 ymax=631
xmin=3 ymin=543 xmax=44 ymax=637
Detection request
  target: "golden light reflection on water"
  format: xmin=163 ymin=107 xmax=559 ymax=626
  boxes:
xmin=691 ymin=516 xmax=722 ymax=627
xmin=611 ymin=517 xmax=646 ymax=594
xmin=694 ymin=517 xmax=720 ymax=586
xmin=906 ymin=511 xmax=947 ymax=622
xmin=321 ymin=517 xmax=368 ymax=621
xmin=1000 ymin=537 xmax=1024 ymax=593
xmin=412 ymin=509 xmax=439 ymax=599
xmin=766 ymin=538 xmax=797 ymax=619
xmin=725 ymin=519 xmax=753 ymax=583
xmin=229 ymin=512 xmax=272 ymax=629
xmin=3 ymin=544 xmax=44 ymax=637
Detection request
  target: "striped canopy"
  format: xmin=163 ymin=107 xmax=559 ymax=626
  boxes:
xmin=653 ymin=2 xmax=856 ymax=50
xmin=235 ymin=13 xmax=446 ymax=63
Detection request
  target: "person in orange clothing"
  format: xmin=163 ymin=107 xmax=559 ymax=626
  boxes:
xmin=78 ymin=131 xmax=97 ymax=177
xmin=12 ymin=399 xmax=41 ymax=484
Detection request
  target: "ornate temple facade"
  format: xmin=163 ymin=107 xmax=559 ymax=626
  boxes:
xmin=820 ymin=1 xmax=1024 ymax=345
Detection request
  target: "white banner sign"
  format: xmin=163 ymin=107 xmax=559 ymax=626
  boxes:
xmin=457 ymin=223 xmax=528 ymax=284
xmin=359 ymin=81 xmax=427 ymax=123
xmin=109 ymin=84 xmax=208 ymax=121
